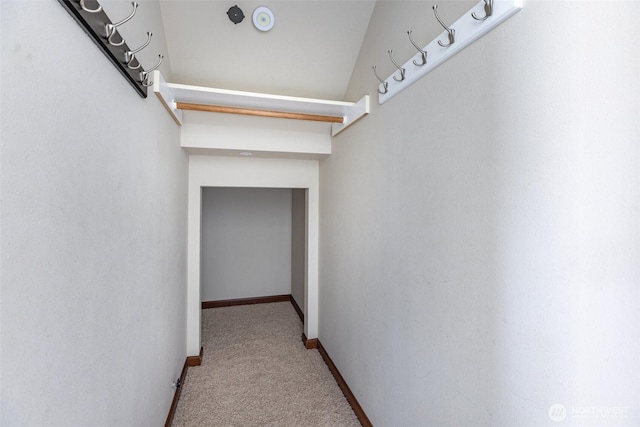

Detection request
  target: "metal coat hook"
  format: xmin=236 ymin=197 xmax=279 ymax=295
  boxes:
xmin=105 ymin=2 xmax=138 ymax=47
xmin=59 ymin=0 xmax=149 ymax=97
xmin=372 ymin=66 xmax=388 ymax=95
xmin=127 ymin=57 xmax=142 ymax=70
xmin=432 ymin=5 xmax=455 ymax=47
xmin=407 ymin=30 xmax=427 ymax=66
xmin=140 ymin=54 xmax=163 ymax=87
xmin=472 ymin=0 xmax=493 ymax=21
xmin=79 ymin=0 xmax=102 ymax=13
xmin=125 ymin=32 xmax=152 ymax=63
xmin=387 ymin=50 xmax=406 ymax=82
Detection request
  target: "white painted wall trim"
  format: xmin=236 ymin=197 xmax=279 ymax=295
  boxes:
xmin=187 ymin=155 xmax=319 ymax=356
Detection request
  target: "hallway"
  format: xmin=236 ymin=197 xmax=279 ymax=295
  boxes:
xmin=2 ymin=2 xmax=639 ymax=425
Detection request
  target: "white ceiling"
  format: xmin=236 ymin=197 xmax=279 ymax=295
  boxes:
xmin=158 ymin=1 xmax=376 ymax=100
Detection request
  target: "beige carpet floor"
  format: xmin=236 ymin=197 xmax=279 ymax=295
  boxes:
xmin=171 ymin=302 xmax=361 ymax=426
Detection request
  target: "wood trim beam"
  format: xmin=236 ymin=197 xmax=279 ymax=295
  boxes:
xmin=165 ymin=347 xmax=204 ymax=426
xmin=301 ymin=333 xmax=318 ymax=349
xmin=202 ymin=294 xmax=290 ymax=309
xmin=317 ymin=340 xmax=373 ymax=427
xmin=164 ymin=360 xmax=187 ymax=427
xmin=186 ymin=346 xmax=204 ymax=367
xmin=176 ymin=102 xmax=344 ymax=124
xmin=289 ymin=295 xmax=304 ymax=323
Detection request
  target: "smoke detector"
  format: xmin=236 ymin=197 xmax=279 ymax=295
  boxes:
xmin=227 ymin=5 xmax=245 ymax=24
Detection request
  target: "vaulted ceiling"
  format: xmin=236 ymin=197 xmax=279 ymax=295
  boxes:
xmin=157 ymin=1 xmax=376 ymax=100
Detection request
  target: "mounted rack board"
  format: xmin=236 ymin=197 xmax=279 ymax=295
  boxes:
xmin=379 ymin=0 xmax=523 ymax=104
xmin=153 ymin=71 xmax=369 ymax=137
xmin=58 ymin=0 xmax=161 ymax=98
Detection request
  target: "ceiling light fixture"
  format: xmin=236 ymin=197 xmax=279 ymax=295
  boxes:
xmin=252 ymin=6 xmax=274 ymax=32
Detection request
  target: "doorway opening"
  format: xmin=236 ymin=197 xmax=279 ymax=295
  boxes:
xmin=186 ymin=155 xmax=320 ymax=358
xmin=199 ymin=187 xmax=307 ymax=323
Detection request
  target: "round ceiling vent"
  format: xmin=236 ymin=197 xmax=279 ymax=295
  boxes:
xmin=227 ymin=5 xmax=245 ymax=25
xmin=252 ymin=6 xmax=274 ymax=32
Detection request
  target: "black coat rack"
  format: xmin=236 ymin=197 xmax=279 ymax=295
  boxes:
xmin=58 ymin=0 xmax=163 ymax=98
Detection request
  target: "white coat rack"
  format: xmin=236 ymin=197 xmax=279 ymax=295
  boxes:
xmin=374 ymin=0 xmax=523 ymax=104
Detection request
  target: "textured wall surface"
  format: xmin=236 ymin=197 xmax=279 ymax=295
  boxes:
xmin=201 ymin=187 xmax=292 ymax=301
xmin=0 ymin=1 xmax=187 ymax=425
xmin=319 ymin=1 xmax=640 ymax=426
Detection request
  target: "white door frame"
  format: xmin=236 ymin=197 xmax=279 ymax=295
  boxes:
xmin=186 ymin=155 xmax=319 ymax=356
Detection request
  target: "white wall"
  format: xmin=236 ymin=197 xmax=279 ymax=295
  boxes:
xmin=201 ymin=187 xmax=292 ymax=301
xmin=187 ymin=155 xmax=319 ymax=356
xmin=0 ymin=1 xmax=187 ymax=426
xmin=291 ymin=189 xmax=306 ymax=312
xmin=320 ymin=1 xmax=640 ymax=426
xmin=181 ymin=110 xmax=332 ymax=159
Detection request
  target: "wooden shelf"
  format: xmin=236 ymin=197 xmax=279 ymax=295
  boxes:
xmin=153 ymin=71 xmax=369 ymax=136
